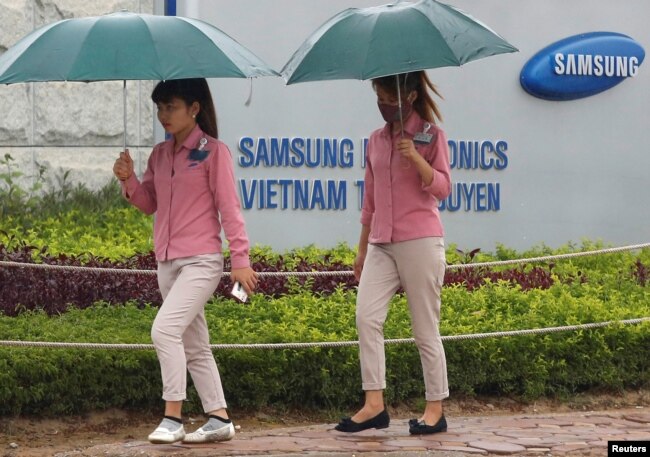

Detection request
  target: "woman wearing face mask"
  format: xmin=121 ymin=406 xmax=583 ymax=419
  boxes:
xmin=335 ymin=71 xmax=451 ymax=435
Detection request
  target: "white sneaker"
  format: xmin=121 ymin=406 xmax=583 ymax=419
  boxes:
xmin=183 ymin=421 xmax=235 ymax=443
xmin=148 ymin=418 xmax=186 ymax=444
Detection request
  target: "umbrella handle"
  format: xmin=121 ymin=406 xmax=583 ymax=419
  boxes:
xmin=396 ymin=74 xmax=412 ymax=170
xmin=396 ymin=74 xmax=404 ymax=138
xmin=123 ymin=80 xmax=127 ymax=152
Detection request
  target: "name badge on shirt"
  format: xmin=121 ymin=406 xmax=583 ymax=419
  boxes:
xmin=188 ymin=137 xmax=210 ymax=163
xmin=413 ymin=122 xmax=434 ymax=144
xmin=413 ymin=132 xmax=433 ymax=144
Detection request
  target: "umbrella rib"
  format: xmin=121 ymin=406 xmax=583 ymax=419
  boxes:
xmin=0 ymin=22 xmax=60 ymax=80
xmin=410 ymin=6 xmax=461 ymax=66
xmin=412 ymin=1 xmax=517 ymax=65
xmin=360 ymin=13 xmax=382 ymax=80
xmin=180 ymin=17 xmax=246 ymax=78
xmin=66 ymin=16 xmax=124 ymax=82
xmin=4 ymin=18 xmax=98 ymax=82
xmin=68 ymin=15 xmax=117 ymax=81
xmin=137 ymin=14 xmax=164 ymax=80
xmin=178 ymin=16 xmax=279 ymax=78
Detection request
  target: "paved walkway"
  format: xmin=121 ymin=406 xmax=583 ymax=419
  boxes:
xmin=57 ymin=409 xmax=649 ymax=457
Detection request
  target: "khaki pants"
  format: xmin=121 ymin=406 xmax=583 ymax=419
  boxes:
xmin=152 ymin=253 xmax=227 ymax=412
xmin=356 ymin=237 xmax=449 ymax=401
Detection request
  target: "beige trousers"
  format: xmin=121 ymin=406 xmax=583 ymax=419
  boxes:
xmin=356 ymin=237 xmax=449 ymax=401
xmin=152 ymin=253 xmax=227 ymax=412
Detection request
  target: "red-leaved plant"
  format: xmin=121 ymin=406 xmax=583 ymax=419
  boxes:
xmin=0 ymin=242 xmax=592 ymax=316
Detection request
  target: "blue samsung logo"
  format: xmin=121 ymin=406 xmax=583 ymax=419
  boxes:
xmin=520 ymin=32 xmax=645 ymax=101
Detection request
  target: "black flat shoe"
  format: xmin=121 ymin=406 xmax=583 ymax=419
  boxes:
xmin=334 ymin=409 xmax=390 ymax=433
xmin=409 ymin=415 xmax=447 ymax=435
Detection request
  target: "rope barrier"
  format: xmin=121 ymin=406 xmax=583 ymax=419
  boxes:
xmin=1 ymin=317 xmax=647 ymax=351
xmin=1 ymin=242 xmax=648 ymax=351
xmin=1 ymin=241 xmax=648 ymax=276
xmin=448 ymin=242 xmax=650 ymax=270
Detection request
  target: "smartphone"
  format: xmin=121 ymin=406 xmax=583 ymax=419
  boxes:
xmin=230 ymin=281 xmax=248 ymax=303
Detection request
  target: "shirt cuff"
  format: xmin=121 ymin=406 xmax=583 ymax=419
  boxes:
xmin=230 ymin=256 xmax=251 ymax=270
xmin=421 ymin=172 xmax=438 ymax=193
xmin=121 ymin=174 xmax=139 ymax=199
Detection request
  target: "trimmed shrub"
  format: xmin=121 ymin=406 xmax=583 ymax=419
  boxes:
xmin=4 ymin=240 xmax=643 ymax=316
xmin=1 ymin=174 xmax=649 ymax=415
xmin=0 ymin=282 xmax=648 ymax=416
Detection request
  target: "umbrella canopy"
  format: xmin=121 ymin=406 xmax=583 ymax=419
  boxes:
xmin=281 ymin=0 xmax=517 ymax=84
xmin=0 ymin=10 xmax=278 ymax=150
xmin=0 ymin=10 xmax=278 ymax=83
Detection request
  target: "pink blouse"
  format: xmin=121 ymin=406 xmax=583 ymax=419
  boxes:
xmin=361 ymin=112 xmax=451 ymax=244
xmin=121 ymin=124 xmax=250 ymax=269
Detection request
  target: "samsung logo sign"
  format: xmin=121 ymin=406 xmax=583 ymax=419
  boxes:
xmin=554 ymin=54 xmax=640 ymax=77
xmin=520 ymin=32 xmax=645 ymax=101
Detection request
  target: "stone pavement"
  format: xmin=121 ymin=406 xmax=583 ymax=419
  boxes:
xmin=57 ymin=409 xmax=649 ymax=457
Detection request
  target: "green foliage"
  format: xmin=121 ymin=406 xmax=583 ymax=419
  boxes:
xmin=0 ymin=303 xmax=160 ymax=415
xmin=0 ymin=159 xmax=151 ymax=260
xmin=0 ymin=153 xmax=46 ymax=218
xmin=1 ymin=282 xmax=648 ymax=416
xmin=442 ymin=281 xmax=650 ymax=398
xmin=1 ymin=208 xmax=153 ymax=260
xmin=249 ymin=242 xmax=356 ymax=269
xmin=1 ymin=163 xmax=649 ymax=416
xmin=1 ymin=155 xmax=129 ymax=219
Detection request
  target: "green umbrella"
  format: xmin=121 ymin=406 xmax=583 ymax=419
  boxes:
xmin=281 ymin=0 xmax=517 ymax=134
xmin=0 ymin=10 xmax=279 ymax=149
xmin=281 ymin=0 xmax=518 ymax=83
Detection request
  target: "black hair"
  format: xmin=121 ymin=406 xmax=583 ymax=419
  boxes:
xmin=151 ymin=78 xmax=218 ymax=138
xmin=372 ymin=71 xmax=443 ymax=124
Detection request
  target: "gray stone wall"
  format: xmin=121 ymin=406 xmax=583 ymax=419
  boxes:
xmin=0 ymin=0 xmax=154 ymax=190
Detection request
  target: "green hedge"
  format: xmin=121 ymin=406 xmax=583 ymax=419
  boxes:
xmin=2 ymin=174 xmax=650 ymax=414
xmin=1 ymin=283 xmax=648 ymax=416
xmin=0 ymin=207 xmax=153 ymax=260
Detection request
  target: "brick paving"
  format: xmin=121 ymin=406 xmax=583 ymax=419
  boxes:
xmin=56 ymin=409 xmax=649 ymax=457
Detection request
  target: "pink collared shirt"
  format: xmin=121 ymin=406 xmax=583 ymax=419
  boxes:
xmin=121 ymin=125 xmax=250 ymax=269
xmin=361 ymin=112 xmax=451 ymax=244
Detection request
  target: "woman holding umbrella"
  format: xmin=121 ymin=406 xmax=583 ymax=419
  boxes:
xmin=113 ymin=78 xmax=258 ymax=444
xmin=335 ymin=71 xmax=451 ymax=435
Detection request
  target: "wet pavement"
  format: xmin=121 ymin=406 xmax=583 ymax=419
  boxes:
xmin=56 ymin=408 xmax=649 ymax=457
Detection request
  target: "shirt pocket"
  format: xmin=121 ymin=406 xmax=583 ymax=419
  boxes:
xmin=174 ymin=161 xmax=209 ymax=186
xmin=180 ymin=160 xmax=207 ymax=173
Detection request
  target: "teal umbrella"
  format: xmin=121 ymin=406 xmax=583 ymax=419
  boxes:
xmin=281 ymin=0 xmax=518 ymax=84
xmin=0 ymin=10 xmax=278 ymax=148
xmin=281 ymin=0 xmax=517 ymax=133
